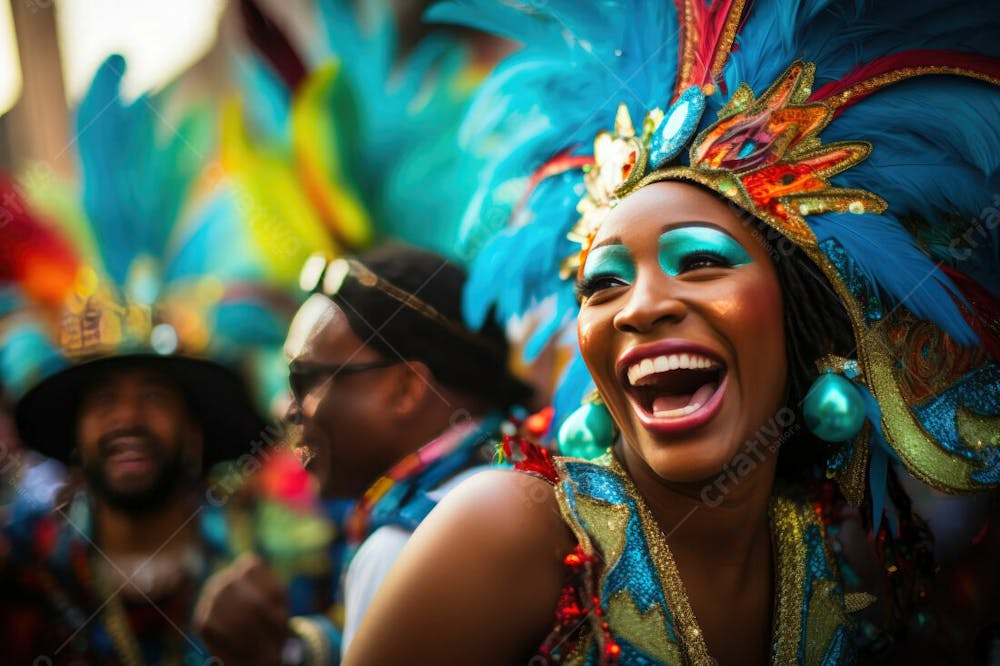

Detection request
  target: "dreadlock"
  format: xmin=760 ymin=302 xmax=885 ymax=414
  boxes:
xmin=751 ymin=217 xmax=938 ymax=647
xmin=764 ymin=228 xmax=856 ymax=483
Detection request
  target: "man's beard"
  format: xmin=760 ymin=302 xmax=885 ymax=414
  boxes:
xmin=81 ymin=429 xmax=191 ymax=513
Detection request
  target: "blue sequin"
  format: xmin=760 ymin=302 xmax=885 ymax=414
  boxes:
xmin=561 ymin=462 xmax=680 ymax=642
xmin=911 ymin=364 xmax=1000 ymax=472
xmin=648 ymin=86 xmax=706 ymax=169
xmin=819 ymin=239 xmax=883 ymax=322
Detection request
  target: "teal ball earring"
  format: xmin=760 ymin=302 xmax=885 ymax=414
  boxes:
xmin=803 ymin=372 xmax=866 ymax=442
xmin=557 ymin=392 xmax=617 ymax=459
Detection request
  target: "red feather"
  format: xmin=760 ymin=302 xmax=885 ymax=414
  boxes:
xmin=810 ymin=49 xmax=1000 ymax=116
xmin=503 ymin=435 xmax=559 ymax=485
xmin=673 ymin=0 xmax=748 ymax=97
xmin=0 ymin=175 xmax=79 ymax=307
xmin=509 ymin=149 xmax=593 ymax=224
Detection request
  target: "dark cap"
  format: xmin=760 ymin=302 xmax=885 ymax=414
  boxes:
xmin=302 ymin=245 xmax=532 ymax=409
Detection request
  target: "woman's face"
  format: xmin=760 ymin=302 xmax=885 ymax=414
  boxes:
xmin=577 ymin=181 xmax=787 ymax=483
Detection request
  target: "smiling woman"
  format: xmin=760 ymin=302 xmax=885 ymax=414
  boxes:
xmin=341 ymin=1 xmax=1000 ymax=664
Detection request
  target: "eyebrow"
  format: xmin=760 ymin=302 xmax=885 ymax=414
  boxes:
xmin=659 ymin=221 xmax=737 ymax=238
xmin=589 ymin=235 xmax=623 ymax=251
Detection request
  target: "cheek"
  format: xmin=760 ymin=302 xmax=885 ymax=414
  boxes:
xmin=577 ymin=307 xmax=617 ymax=392
xmin=310 ymin=390 xmax=372 ymax=438
xmin=148 ymin=407 xmax=184 ymax=441
xmin=76 ymin=416 xmax=98 ymax=455
xmin=577 ymin=304 xmax=616 ymax=368
xmin=576 ymin=310 xmax=598 ymax=361
xmin=727 ymin=270 xmax=786 ymax=398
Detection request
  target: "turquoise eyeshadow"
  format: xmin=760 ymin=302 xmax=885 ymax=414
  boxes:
xmin=658 ymin=226 xmax=752 ymax=276
xmin=582 ymin=244 xmax=636 ymax=284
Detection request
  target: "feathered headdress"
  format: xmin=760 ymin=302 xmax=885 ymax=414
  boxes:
xmin=0 ymin=55 xmax=306 ymax=461
xmin=434 ymin=0 xmax=1000 ymax=507
xmin=226 ymin=0 xmax=487 ymax=264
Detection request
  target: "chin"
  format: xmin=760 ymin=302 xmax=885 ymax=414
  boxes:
xmin=632 ymin=438 xmax=737 ymax=484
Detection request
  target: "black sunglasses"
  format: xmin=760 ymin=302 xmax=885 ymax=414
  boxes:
xmin=288 ymin=359 xmax=399 ymax=403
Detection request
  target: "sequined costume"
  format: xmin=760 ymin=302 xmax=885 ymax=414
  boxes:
xmin=514 ymin=450 xmax=857 ymax=665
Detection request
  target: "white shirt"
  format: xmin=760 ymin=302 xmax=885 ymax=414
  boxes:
xmin=340 ymin=465 xmax=488 ymax=656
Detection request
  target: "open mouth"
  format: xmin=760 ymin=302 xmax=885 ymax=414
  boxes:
xmin=621 ymin=350 xmax=728 ymax=434
xmin=103 ymin=436 xmax=158 ymax=474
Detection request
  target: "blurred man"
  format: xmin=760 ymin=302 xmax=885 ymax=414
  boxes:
xmin=1 ymin=351 xmax=265 ymax=664
xmin=196 ymin=245 xmax=531 ymax=665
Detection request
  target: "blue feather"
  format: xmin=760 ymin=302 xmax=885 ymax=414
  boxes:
xmin=0 ymin=323 xmax=66 ymax=400
xmin=233 ymin=53 xmax=292 ymax=145
xmin=463 ymin=171 xmax=580 ymax=332
xmin=165 ymin=188 xmax=263 ymax=282
xmin=551 ymin=350 xmax=593 ymax=440
xmin=77 ymin=55 xmax=210 ymax=286
xmin=214 ymin=301 xmax=287 ymax=348
xmin=812 ymin=212 xmax=977 ymax=343
xmin=263 ymin=0 xmax=486 ymax=263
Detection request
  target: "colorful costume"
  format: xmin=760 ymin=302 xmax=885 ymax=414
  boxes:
xmin=440 ymin=0 xmax=1000 ymax=661
xmin=229 ymin=0 xmax=487 ymax=265
xmin=3 ymin=492 xmax=229 ymax=665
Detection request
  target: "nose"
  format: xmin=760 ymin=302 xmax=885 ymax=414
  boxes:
xmin=613 ymin=270 xmax=688 ymax=333
xmin=106 ymin=392 xmax=144 ymax=430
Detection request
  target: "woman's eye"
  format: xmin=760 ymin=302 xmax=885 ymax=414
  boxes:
xmin=576 ymin=274 xmax=629 ymax=298
xmin=679 ymin=251 xmax=731 ymax=273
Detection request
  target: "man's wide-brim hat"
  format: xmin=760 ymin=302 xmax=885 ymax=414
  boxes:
xmin=15 ymin=353 xmax=265 ymax=467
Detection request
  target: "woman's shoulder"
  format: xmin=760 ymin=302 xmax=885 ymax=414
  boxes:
xmin=342 ymin=468 xmax=576 ymax=665
xmin=417 ymin=467 xmax=575 ymax=564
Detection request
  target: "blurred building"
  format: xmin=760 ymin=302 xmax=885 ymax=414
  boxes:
xmin=0 ymin=0 xmax=231 ymax=175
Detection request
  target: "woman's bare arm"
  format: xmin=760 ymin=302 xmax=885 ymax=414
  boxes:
xmin=342 ymin=469 xmax=575 ymax=666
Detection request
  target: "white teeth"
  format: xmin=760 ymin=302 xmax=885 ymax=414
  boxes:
xmin=626 ymin=353 xmax=719 ymax=385
xmin=652 ymin=402 xmax=703 ymax=419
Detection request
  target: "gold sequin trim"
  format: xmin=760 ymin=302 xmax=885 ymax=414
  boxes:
xmin=609 ymin=457 xmax=714 ymax=665
xmin=823 ymin=66 xmax=1000 ymax=111
xmin=769 ymin=496 xmax=807 ymax=664
xmin=710 ymin=0 xmax=748 ymax=81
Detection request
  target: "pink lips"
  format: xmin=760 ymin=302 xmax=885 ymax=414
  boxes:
xmin=616 ymin=339 xmax=728 ymax=436
xmin=105 ymin=437 xmax=155 ymax=475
